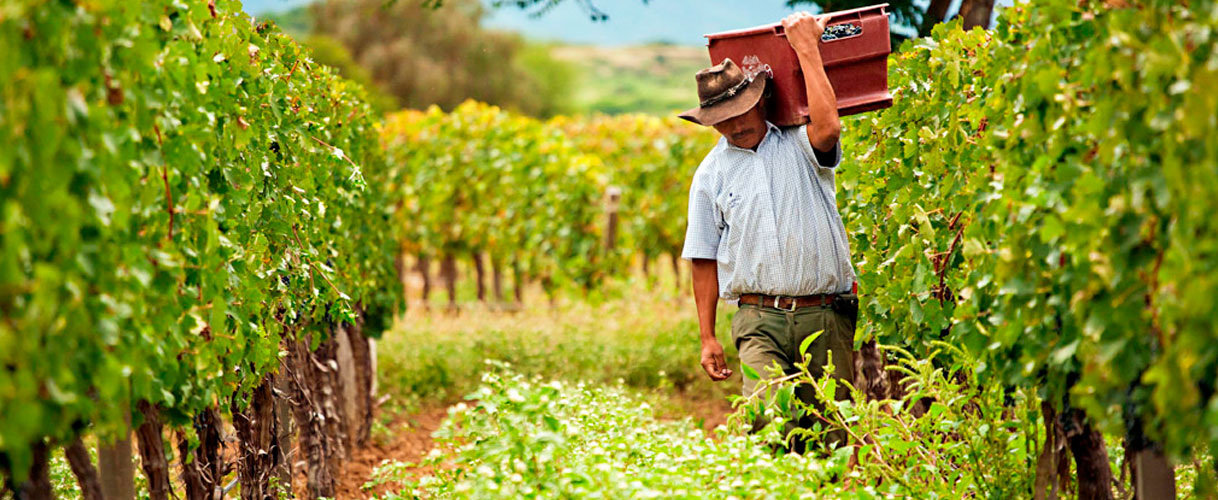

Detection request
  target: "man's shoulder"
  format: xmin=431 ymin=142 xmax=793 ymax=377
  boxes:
xmin=772 ymin=123 xmax=842 ymax=168
xmin=774 ymin=124 xmax=811 ymax=147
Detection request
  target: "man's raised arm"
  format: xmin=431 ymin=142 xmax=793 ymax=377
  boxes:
xmin=783 ymin=12 xmax=842 ymax=152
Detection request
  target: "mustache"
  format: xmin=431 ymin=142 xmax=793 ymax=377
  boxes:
xmin=731 ymin=128 xmax=756 ymax=139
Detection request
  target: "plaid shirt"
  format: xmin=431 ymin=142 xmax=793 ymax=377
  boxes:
xmin=681 ymin=121 xmax=855 ymax=300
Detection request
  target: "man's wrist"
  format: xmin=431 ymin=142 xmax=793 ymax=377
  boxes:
xmin=796 ymin=49 xmax=824 ymax=67
xmin=700 ymin=330 xmax=719 ymax=344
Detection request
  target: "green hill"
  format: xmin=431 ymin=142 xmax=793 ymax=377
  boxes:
xmin=551 ymin=44 xmax=710 ymax=116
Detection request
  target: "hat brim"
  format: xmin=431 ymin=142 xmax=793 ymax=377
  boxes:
xmin=677 ymin=76 xmax=767 ymax=127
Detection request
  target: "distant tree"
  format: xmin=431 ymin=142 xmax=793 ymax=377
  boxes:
xmin=514 ymin=43 xmax=576 ymax=118
xmin=489 ymin=0 xmax=993 ymax=40
xmin=302 ymin=34 xmax=400 ymax=113
xmin=313 ymin=0 xmax=572 ymax=116
xmin=486 ymin=0 xmax=617 ymax=21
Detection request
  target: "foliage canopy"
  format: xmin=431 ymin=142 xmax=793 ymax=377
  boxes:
xmin=835 ymin=0 xmax=1218 ymax=478
xmin=0 ymin=0 xmax=402 ymax=481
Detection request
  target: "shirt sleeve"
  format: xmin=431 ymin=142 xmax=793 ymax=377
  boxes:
xmin=796 ymin=124 xmax=842 ymax=169
xmin=681 ymin=170 xmax=723 ymax=261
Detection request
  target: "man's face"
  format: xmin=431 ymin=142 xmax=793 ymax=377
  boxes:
xmin=713 ymin=101 xmax=767 ymax=150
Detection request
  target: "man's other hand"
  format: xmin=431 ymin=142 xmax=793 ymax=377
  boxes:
xmin=782 ymin=11 xmax=829 ymax=55
xmin=700 ymin=339 xmax=733 ymax=381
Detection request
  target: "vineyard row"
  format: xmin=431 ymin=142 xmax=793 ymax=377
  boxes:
xmin=4 ymin=0 xmax=1218 ymax=497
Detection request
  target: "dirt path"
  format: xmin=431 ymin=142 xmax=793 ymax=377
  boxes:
xmin=334 ymin=406 xmax=450 ymax=499
xmin=658 ymin=391 xmax=735 ymax=434
xmin=331 ymin=392 xmax=733 ymax=498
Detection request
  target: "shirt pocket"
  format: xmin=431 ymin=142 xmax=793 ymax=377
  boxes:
xmin=716 ymin=184 xmax=753 ymax=229
xmin=714 ymin=187 xmax=746 ymax=266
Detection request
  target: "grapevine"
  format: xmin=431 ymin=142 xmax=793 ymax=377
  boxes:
xmin=0 ymin=0 xmax=402 ymax=490
xmin=836 ymin=0 xmax=1218 ymax=470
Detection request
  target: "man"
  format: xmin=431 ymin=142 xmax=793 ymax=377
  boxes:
xmin=678 ymin=12 xmax=858 ymax=451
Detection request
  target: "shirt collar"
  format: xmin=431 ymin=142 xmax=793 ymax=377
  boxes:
xmin=723 ymin=121 xmax=781 ymax=153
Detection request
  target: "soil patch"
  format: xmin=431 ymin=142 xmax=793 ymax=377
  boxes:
xmin=325 ymin=391 xmax=732 ymax=498
xmin=333 ymin=406 xmax=450 ymax=499
xmin=656 ymin=390 xmax=735 ymax=434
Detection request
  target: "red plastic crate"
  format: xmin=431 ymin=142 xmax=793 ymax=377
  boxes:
xmin=705 ymin=4 xmax=893 ymax=126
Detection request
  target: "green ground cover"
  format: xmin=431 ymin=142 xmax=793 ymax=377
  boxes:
xmin=368 ymin=348 xmax=1212 ymax=499
xmin=366 ymin=348 xmax=1044 ymax=499
xmin=378 ymin=270 xmax=738 ymax=414
xmin=373 ymin=254 xmax=1215 ymax=498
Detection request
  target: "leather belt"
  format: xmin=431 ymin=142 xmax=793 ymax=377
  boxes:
xmin=738 ymin=293 xmax=836 ymax=311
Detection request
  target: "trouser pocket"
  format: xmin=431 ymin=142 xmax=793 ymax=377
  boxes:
xmin=730 ymin=304 xmax=767 ymax=347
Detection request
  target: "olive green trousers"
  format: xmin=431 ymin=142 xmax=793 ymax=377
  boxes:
xmin=731 ymin=299 xmax=856 ymax=451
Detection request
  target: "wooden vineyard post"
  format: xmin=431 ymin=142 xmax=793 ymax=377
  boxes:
xmin=344 ymin=312 xmax=375 ymax=446
xmin=491 ymin=256 xmax=506 ymax=306
xmin=274 ymin=358 xmax=295 ymax=495
xmin=369 ymin=337 xmax=379 ymax=401
xmin=336 ymin=323 xmax=360 ymax=449
xmin=334 ymin=315 xmax=375 ymax=449
xmin=315 ymin=333 xmax=348 ymax=464
xmin=1127 ymin=412 xmax=1177 ymax=499
xmin=605 ymin=186 xmax=621 ymax=252
xmin=1131 ymin=449 xmax=1175 ymax=499
xmin=98 ymin=409 xmax=136 ymax=500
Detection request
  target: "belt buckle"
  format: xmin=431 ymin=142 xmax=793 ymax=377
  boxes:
xmin=773 ymin=295 xmax=798 ymax=312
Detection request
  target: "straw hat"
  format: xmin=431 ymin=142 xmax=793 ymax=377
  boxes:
xmin=678 ymin=58 xmax=768 ymax=126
